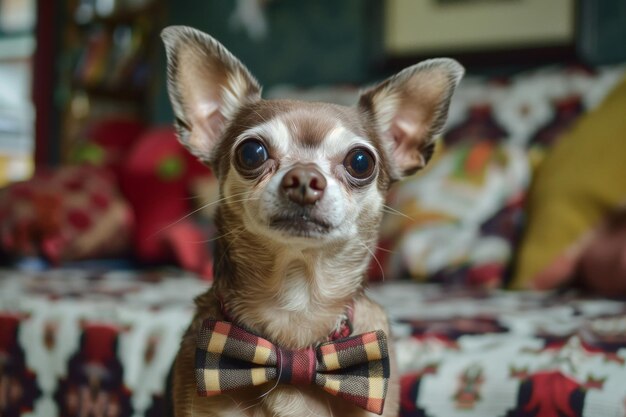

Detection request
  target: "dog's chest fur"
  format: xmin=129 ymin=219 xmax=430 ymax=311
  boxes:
xmin=211 ymin=221 xmax=377 ymax=349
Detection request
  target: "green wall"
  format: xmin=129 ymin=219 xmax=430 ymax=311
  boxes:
xmin=578 ymin=0 xmax=626 ymax=65
xmin=153 ymin=0 xmax=383 ymax=123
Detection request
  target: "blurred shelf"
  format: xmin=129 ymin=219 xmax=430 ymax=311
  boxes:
xmin=72 ymin=82 xmax=146 ymax=101
xmin=74 ymin=2 xmax=159 ymax=27
xmin=56 ymin=0 xmax=164 ymax=164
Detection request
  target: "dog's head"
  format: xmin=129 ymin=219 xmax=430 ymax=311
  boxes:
xmin=162 ymin=26 xmax=463 ymax=248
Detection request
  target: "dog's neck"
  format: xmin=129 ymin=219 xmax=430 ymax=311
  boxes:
xmin=212 ymin=209 xmax=376 ymax=350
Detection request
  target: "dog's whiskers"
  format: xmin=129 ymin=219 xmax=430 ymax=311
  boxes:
xmin=214 ymin=226 xmax=246 ymax=277
xmin=250 ymin=107 xmax=271 ymax=126
xmin=357 ymin=238 xmax=386 ymax=282
xmin=190 ymin=226 xmax=247 ymax=244
xmin=256 ymin=349 xmax=284 ymax=399
xmin=374 ymin=245 xmax=394 ymax=254
xmin=382 ymin=204 xmax=414 ymax=221
xmin=147 ymin=191 xmax=254 ymax=240
xmin=222 ymin=393 xmax=253 ymax=415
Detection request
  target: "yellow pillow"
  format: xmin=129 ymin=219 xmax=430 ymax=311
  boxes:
xmin=511 ymin=74 xmax=626 ymax=289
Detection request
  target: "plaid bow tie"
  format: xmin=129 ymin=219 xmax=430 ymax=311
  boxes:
xmin=195 ymin=320 xmax=390 ymax=414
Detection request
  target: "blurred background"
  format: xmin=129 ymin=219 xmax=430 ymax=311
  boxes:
xmin=2 ymin=4 xmax=626 ymax=416
xmin=1 ymin=0 xmax=625 ymax=182
xmin=1 ymin=0 xmax=626 ymax=289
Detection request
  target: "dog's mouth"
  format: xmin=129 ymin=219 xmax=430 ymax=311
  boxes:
xmin=269 ymin=213 xmax=332 ymax=237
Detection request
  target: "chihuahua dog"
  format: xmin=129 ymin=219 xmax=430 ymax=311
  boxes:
xmin=162 ymin=26 xmax=463 ymax=417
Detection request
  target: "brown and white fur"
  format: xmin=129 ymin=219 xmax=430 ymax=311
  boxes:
xmin=162 ymin=26 xmax=463 ymax=417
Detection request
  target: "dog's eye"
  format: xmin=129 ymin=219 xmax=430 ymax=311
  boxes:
xmin=343 ymin=148 xmax=375 ymax=180
xmin=236 ymin=139 xmax=268 ymax=170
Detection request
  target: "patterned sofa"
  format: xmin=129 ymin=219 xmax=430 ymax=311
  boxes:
xmin=2 ymin=270 xmax=626 ymax=417
xmin=2 ymin=64 xmax=626 ymax=417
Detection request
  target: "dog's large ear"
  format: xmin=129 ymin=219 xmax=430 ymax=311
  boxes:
xmin=161 ymin=26 xmax=261 ymax=162
xmin=359 ymin=59 xmax=464 ymax=179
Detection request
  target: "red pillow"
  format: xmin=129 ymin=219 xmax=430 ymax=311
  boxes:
xmin=0 ymin=166 xmax=133 ymax=263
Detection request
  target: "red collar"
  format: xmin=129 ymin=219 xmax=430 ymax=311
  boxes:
xmin=217 ymin=294 xmax=354 ymax=342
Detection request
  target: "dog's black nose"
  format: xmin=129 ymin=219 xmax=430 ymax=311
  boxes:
xmin=281 ymin=165 xmax=327 ymax=205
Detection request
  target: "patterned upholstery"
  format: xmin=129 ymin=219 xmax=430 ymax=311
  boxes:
xmin=376 ymin=64 xmax=626 ymax=287
xmin=2 ymin=271 xmax=626 ymax=417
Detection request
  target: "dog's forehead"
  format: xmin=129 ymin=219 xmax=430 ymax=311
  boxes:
xmin=234 ymin=99 xmax=369 ymax=153
xmin=279 ymin=105 xmax=360 ymax=147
